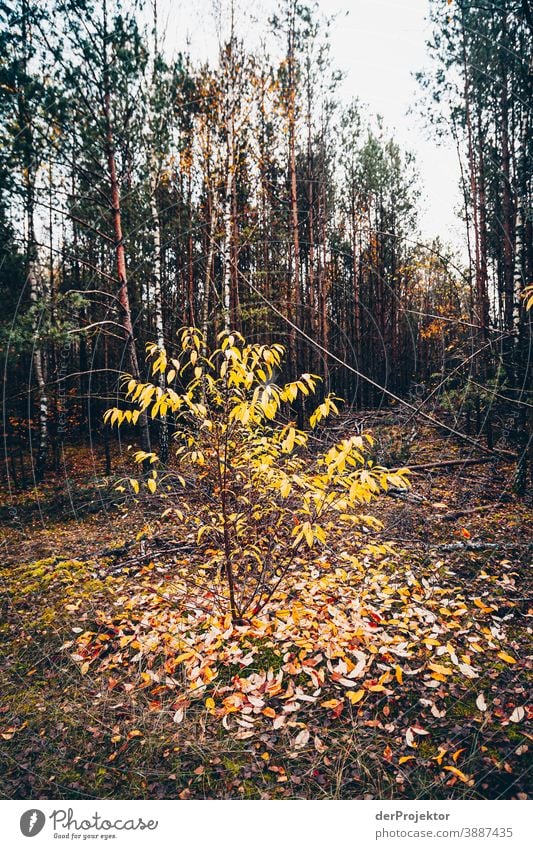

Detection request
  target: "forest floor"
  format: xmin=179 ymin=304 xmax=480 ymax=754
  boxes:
xmin=1 ymin=414 xmax=531 ymax=800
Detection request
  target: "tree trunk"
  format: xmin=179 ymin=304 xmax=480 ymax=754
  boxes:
xmin=222 ymin=105 xmax=234 ymax=332
xmin=287 ymin=22 xmax=299 ymax=380
xmin=102 ymin=3 xmax=151 ymax=462
xmin=19 ymin=0 xmax=48 ymax=481
xmin=150 ymin=178 xmax=168 ymax=462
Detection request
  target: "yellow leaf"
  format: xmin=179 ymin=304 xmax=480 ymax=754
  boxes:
xmin=346 ymin=689 xmax=365 ymax=705
xmin=174 ymin=651 xmax=196 ymax=664
xmin=443 ymin=765 xmax=471 ymax=783
xmin=146 ymin=478 xmax=157 ymax=494
xmin=205 ymin=697 xmax=215 ymax=710
xmin=395 ymin=665 xmax=403 ymax=685
xmin=320 ymin=698 xmax=342 ymax=709
xmin=474 ymin=597 xmax=495 ymax=613
xmin=428 ymin=662 xmax=453 ymax=676
xmin=399 ymin=756 xmax=415 ymax=765
xmin=129 ymin=478 xmax=140 ymax=494
xmin=497 ymin=651 xmax=517 ymax=664
xmin=280 ymin=479 xmax=291 ymax=498
xmin=431 ymin=672 xmax=448 ymax=682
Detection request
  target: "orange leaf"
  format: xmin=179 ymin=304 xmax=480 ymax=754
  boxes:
xmin=331 ymin=700 xmax=345 ymax=719
xmin=433 ymin=746 xmax=448 ymax=765
xmin=443 ymin=765 xmax=471 ymax=783
xmin=383 ymin=744 xmax=393 ymax=762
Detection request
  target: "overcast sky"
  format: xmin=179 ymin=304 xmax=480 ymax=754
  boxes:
xmin=158 ymin=0 xmax=465 ymax=256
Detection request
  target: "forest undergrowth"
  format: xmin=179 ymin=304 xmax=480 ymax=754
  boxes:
xmin=0 ymin=419 xmax=531 ymax=800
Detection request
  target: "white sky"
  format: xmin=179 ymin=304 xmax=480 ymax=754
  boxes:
xmin=158 ymin=0 xmax=466 ymax=256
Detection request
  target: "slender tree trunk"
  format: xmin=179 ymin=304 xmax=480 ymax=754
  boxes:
xmin=476 ymin=110 xmax=490 ymax=339
xmin=187 ymin=169 xmax=195 ymax=327
xmin=500 ymin=20 xmax=515 ymax=338
xmin=319 ymin=180 xmax=329 ymax=384
xmin=102 ymin=3 xmax=151 ymax=461
xmin=287 ymin=18 xmax=299 ymax=379
xmin=462 ymin=24 xmax=488 ymax=341
xmin=307 ymin=141 xmax=316 ymax=359
xmin=202 ymin=193 xmax=216 ymax=347
xmin=351 ymin=194 xmax=361 ymax=376
xmin=150 ymin=180 xmax=168 ymax=462
xmin=222 ymin=103 xmax=234 ymax=332
xmin=28 ymin=260 xmax=48 ymax=481
xmin=147 ymin=3 xmax=168 ymax=462
xmin=19 ymin=0 xmax=47 ymax=481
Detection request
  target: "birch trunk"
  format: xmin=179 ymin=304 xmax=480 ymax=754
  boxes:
xmin=222 ymin=117 xmax=234 ymax=333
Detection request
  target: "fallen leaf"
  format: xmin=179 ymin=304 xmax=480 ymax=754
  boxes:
xmin=497 ymin=652 xmax=517 ymax=665
xmin=294 ymin=728 xmax=310 ymax=749
xmin=443 ymin=765 xmax=471 ymax=783
xmin=321 ymin=698 xmax=342 ymax=709
xmin=405 ymin=728 xmax=416 ymax=748
xmin=476 ymin=693 xmax=487 ymax=712
xmin=509 ymin=706 xmax=525 ymax=723
xmin=346 ymin=689 xmax=365 ymax=705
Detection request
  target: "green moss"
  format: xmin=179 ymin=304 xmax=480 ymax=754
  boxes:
xmin=447 ymin=695 xmax=478 ymax=720
xmin=241 ymin=779 xmax=261 ymax=798
xmin=38 ymin=607 xmax=57 ymax=625
xmin=506 ymin=726 xmax=527 ymax=744
xmin=222 ymin=756 xmax=243 ymax=776
xmin=417 ymin=739 xmax=439 ymax=759
xmin=250 ymin=643 xmax=284 ymax=674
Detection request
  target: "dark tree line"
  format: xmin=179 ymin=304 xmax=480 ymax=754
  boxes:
xmin=0 ymin=0 xmax=531 ymax=484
